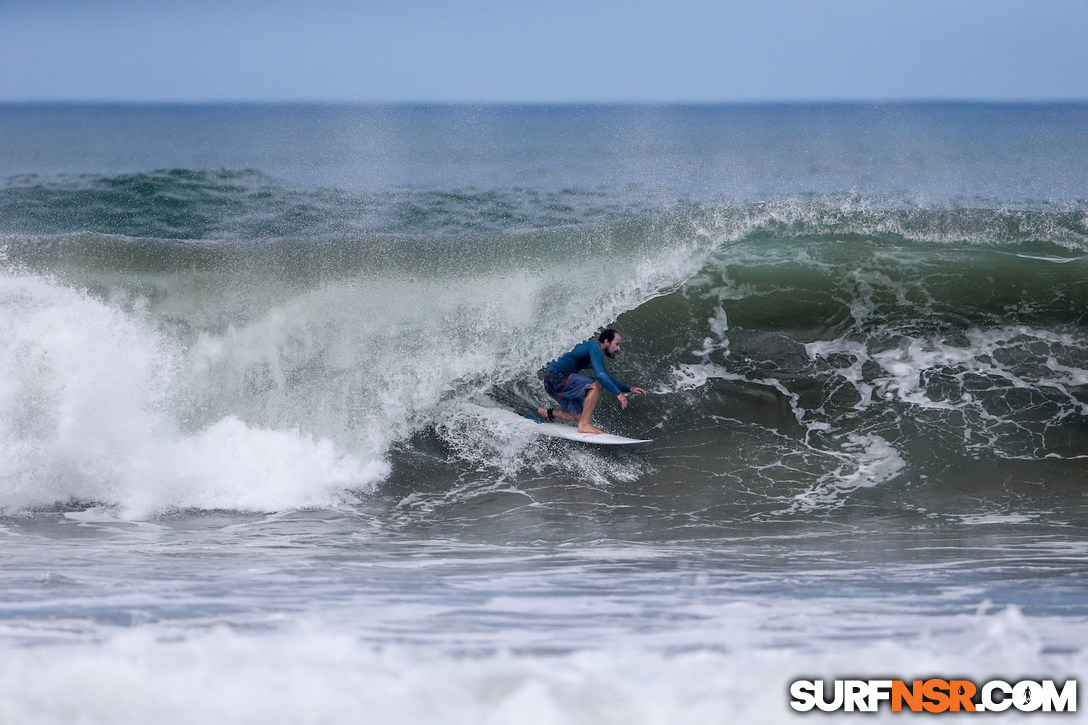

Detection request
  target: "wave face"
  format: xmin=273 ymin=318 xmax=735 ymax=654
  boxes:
xmin=2 ymin=180 xmax=1087 ymax=517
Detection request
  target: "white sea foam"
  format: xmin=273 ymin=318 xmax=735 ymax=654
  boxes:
xmin=434 ymin=401 xmax=648 ymax=489
xmin=668 ymin=362 xmax=737 ymax=392
xmin=805 ymin=325 xmax=1088 ymax=456
xmin=879 ymin=328 xmax=1088 ymax=423
xmin=0 ymin=606 xmax=1082 ymax=725
xmin=0 ymin=272 xmax=383 ymax=517
xmin=791 ymin=433 xmax=907 ymax=511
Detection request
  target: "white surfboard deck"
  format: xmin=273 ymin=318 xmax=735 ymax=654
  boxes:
xmin=518 ymin=414 xmax=651 ymax=446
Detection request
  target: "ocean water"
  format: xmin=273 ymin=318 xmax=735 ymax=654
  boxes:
xmin=1 ymin=103 xmax=1087 ymax=723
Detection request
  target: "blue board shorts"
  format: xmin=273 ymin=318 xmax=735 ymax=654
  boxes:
xmin=544 ymin=371 xmax=595 ymax=416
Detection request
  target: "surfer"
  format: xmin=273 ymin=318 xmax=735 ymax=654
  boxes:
xmin=538 ymin=329 xmax=647 ymax=434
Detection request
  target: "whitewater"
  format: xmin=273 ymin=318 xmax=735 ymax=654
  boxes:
xmin=1 ymin=103 xmax=1087 ymax=723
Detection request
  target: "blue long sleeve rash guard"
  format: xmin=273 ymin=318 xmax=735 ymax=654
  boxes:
xmin=546 ymin=341 xmax=631 ymax=397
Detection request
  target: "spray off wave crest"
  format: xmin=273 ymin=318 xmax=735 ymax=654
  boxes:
xmin=0 ymin=169 xmax=648 ymax=240
xmin=4 ymin=168 xmax=1086 ymax=243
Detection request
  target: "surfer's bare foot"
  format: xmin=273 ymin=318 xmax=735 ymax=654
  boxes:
xmin=537 ymin=407 xmax=548 ymax=419
xmin=577 ymin=423 xmax=604 ymax=434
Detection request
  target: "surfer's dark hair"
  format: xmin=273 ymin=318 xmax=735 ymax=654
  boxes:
xmin=599 ymin=328 xmax=619 ymax=344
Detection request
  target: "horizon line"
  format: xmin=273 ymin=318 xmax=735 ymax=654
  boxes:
xmin=2 ymin=97 xmax=1086 ymax=107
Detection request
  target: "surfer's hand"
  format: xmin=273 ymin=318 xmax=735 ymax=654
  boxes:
xmin=618 ymin=393 xmax=628 ymax=409
xmin=630 ymin=387 xmax=647 ymax=396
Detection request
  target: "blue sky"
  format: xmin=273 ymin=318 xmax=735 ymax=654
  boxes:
xmin=2 ymin=0 xmax=1086 ymax=103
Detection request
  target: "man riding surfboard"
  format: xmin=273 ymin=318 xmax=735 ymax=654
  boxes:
xmin=538 ymin=329 xmax=647 ymax=434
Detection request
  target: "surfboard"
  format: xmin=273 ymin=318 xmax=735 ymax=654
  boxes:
xmin=519 ymin=414 xmax=651 ymax=445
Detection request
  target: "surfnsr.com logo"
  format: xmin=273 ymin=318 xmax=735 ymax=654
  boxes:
xmin=790 ymin=679 xmax=1077 ymax=713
